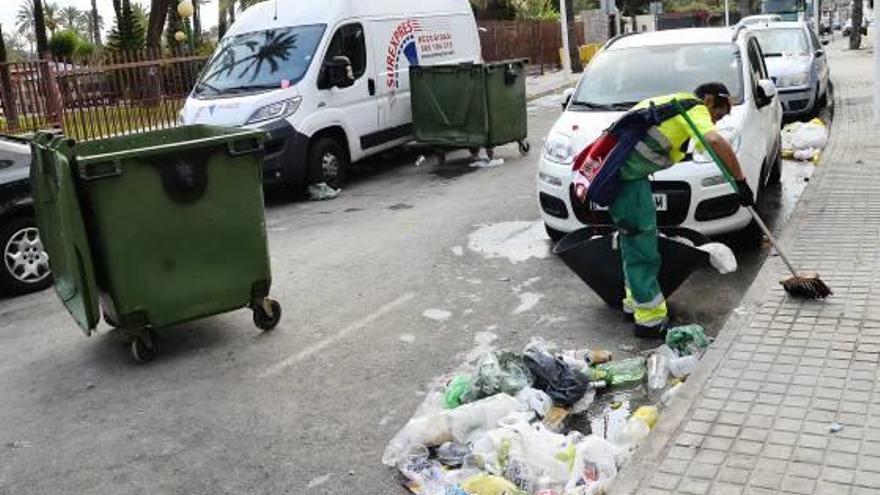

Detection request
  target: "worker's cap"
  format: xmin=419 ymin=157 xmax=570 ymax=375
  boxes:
xmin=694 ymin=82 xmax=732 ymax=103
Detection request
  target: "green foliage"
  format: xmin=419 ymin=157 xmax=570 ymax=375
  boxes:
xmin=511 ymin=0 xmax=560 ymax=20
xmin=74 ymin=39 xmax=96 ymax=57
xmin=107 ymin=0 xmax=146 ymax=51
xmin=48 ymin=29 xmax=79 ymax=58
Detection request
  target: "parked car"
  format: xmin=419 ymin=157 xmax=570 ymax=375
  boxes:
xmin=180 ymin=0 xmax=482 ymax=189
xmin=738 ymin=14 xmax=784 ymax=27
xmin=751 ymin=22 xmax=831 ymax=120
xmin=537 ymin=28 xmax=783 ymax=241
xmin=0 ymin=136 xmax=51 ymax=296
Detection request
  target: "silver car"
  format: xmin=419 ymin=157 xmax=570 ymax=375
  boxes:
xmin=751 ymin=22 xmax=832 ymax=120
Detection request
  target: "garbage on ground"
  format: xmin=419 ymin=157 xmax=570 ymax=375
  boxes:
xmin=665 ymin=325 xmax=710 ymax=356
xmin=782 ymin=118 xmax=828 ymax=162
xmin=696 ymin=243 xmax=738 ymax=274
xmin=385 ymin=333 xmax=713 ymax=494
xmin=829 ymin=422 xmax=844 ymax=433
xmin=307 ymin=182 xmax=341 ymax=201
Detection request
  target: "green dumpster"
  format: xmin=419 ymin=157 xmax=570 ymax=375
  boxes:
xmin=410 ymin=59 xmax=530 ymax=158
xmin=30 ymin=126 xmax=282 ymax=363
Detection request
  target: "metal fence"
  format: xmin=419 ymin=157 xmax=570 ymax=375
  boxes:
xmin=0 ymin=50 xmax=208 ymax=141
xmin=478 ymin=20 xmax=586 ymax=72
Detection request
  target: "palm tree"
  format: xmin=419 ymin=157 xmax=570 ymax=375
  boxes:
xmin=43 ymin=2 xmax=61 ymax=35
xmin=16 ymin=0 xmax=36 ymax=39
xmin=59 ymin=6 xmax=85 ymax=34
xmin=89 ymin=0 xmax=102 ymax=45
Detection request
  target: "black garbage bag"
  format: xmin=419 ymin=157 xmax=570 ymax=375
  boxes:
xmin=522 ymin=340 xmax=590 ymax=407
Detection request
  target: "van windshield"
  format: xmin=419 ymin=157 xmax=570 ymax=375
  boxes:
xmin=194 ymin=24 xmax=326 ymax=97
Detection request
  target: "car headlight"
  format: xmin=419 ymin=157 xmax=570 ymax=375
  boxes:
xmin=245 ymin=97 xmax=302 ymax=125
xmin=542 ymin=133 xmax=576 ymax=164
xmin=693 ymin=129 xmax=741 ymax=163
xmin=776 ymin=71 xmax=810 ymax=88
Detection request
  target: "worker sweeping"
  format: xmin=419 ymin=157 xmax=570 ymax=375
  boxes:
xmin=573 ymin=83 xmax=753 ymax=338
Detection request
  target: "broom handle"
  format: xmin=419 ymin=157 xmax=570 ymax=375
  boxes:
xmin=671 ymin=99 xmax=800 ymax=277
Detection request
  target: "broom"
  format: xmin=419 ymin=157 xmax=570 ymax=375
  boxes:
xmin=672 ymin=99 xmax=831 ymax=299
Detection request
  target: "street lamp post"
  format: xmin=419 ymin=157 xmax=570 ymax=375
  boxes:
xmin=178 ymin=0 xmax=195 ymax=52
xmin=560 ymin=0 xmax=572 ymax=72
xmin=875 ymin=0 xmax=879 ymax=122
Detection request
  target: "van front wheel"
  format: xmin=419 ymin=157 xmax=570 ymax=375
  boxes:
xmin=309 ymin=137 xmax=348 ymax=190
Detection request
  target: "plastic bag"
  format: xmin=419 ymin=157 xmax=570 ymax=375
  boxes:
xmin=464 ymin=351 xmax=533 ymax=403
xmin=444 ymin=375 xmax=472 ymax=409
xmin=437 ymin=442 xmax=472 ymax=467
xmin=307 ymin=182 xmax=340 ymax=201
xmin=790 ymin=119 xmax=828 ymax=151
xmin=697 ymin=242 xmax=738 ymax=274
xmin=665 ymin=325 xmax=709 ymax=356
xmin=383 ymin=392 xmax=526 ymax=467
xmin=566 ymin=435 xmax=619 ymax=495
xmin=461 ymin=473 xmax=528 ymax=495
xmin=522 ymin=339 xmax=591 ymax=407
xmin=516 ymin=387 xmax=554 ymax=417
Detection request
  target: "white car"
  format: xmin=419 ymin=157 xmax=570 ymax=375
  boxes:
xmin=537 ymin=27 xmax=783 ymax=241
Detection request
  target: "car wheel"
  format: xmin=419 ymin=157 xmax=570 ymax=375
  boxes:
xmin=545 ymin=224 xmax=566 ymax=244
xmin=309 ymin=137 xmax=348 ymax=190
xmin=0 ymin=215 xmax=52 ymax=296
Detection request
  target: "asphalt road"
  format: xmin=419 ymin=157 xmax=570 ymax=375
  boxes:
xmin=0 ymin=94 xmax=819 ymax=494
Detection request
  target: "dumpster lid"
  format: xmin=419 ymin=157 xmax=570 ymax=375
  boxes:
xmin=30 ymin=135 xmax=101 ymax=334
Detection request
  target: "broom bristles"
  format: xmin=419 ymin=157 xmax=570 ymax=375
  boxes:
xmin=780 ymin=274 xmax=832 ymax=299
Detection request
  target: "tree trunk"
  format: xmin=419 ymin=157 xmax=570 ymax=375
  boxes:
xmin=850 ymin=0 xmax=862 ymax=49
xmin=0 ymin=24 xmax=19 ymax=130
xmin=33 ymin=0 xmax=49 ymax=59
xmin=228 ymin=1 xmax=236 ymax=24
xmin=738 ymin=0 xmax=750 ymax=18
xmin=146 ymin=0 xmax=170 ymax=49
xmin=218 ymin=2 xmax=228 ymax=39
xmin=91 ymin=0 xmax=102 ymax=46
xmin=193 ymin=0 xmax=202 ymax=47
xmin=565 ymin=0 xmax=583 ymax=73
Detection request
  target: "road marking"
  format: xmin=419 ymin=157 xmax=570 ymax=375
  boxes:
xmin=259 ymin=292 xmax=416 ymax=378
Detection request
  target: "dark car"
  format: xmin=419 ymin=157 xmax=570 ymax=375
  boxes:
xmin=0 ymin=135 xmax=51 ymax=296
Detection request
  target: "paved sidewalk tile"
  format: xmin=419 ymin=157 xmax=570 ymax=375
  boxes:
xmin=608 ymin=38 xmax=879 ymax=495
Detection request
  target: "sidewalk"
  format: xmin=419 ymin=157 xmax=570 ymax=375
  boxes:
xmin=526 ymin=68 xmax=579 ymax=100
xmin=609 ymin=39 xmax=880 ymax=495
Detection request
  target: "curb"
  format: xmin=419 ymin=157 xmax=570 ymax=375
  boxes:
xmin=604 ymin=68 xmax=843 ymax=494
xmin=525 ymin=74 xmax=578 ymax=102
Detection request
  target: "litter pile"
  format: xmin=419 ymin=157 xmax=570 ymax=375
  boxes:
xmin=383 ymin=327 xmax=710 ymax=495
xmin=781 ymin=118 xmax=828 ymax=162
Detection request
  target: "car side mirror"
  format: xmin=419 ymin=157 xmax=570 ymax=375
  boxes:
xmin=561 ymin=87 xmax=575 ymax=110
xmin=755 ymin=79 xmax=777 ymax=108
xmin=319 ymin=56 xmax=355 ymax=90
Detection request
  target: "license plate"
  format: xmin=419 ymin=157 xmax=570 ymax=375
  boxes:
xmin=592 ymin=194 xmax=668 ymax=212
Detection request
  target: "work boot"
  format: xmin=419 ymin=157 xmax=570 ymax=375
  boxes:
xmin=633 ymin=321 xmax=670 ymax=339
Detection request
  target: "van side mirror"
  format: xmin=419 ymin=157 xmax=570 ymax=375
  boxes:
xmin=755 ymin=79 xmax=777 ymax=108
xmin=561 ymin=87 xmax=575 ymax=110
xmin=320 ymin=56 xmax=355 ymax=90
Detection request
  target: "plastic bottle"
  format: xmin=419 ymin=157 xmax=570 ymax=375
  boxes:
xmin=615 ymin=406 xmax=659 ymax=446
xmin=661 ymin=382 xmax=683 ymax=405
xmin=596 ymin=357 xmax=647 ymax=386
xmin=647 ymin=353 xmax=670 ymax=391
xmin=668 ymin=355 xmax=699 ymax=378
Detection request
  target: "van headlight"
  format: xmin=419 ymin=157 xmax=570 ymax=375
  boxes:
xmin=246 ymin=97 xmax=302 ymax=125
xmin=693 ymin=129 xmax=741 ymax=163
xmin=542 ymin=132 xmax=576 ymax=164
xmin=776 ymin=71 xmax=810 ymax=88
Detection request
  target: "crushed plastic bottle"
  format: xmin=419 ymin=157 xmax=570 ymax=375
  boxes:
xmin=596 ymin=357 xmax=647 ymax=386
xmin=647 ymin=353 xmax=670 ymax=391
xmin=615 ymin=406 xmax=659 ymax=446
xmin=668 ymin=355 xmax=699 ymax=378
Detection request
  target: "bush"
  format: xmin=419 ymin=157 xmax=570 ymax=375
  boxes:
xmin=49 ymin=30 xmax=81 ymax=59
xmin=74 ymin=40 xmax=96 ymax=57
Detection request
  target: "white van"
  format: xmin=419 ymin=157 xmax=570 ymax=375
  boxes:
xmin=180 ymin=0 xmax=482 ymax=188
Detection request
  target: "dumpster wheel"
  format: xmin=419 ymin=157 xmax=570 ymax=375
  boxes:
xmin=518 ymin=140 xmax=531 ymax=156
xmin=130 ymin=329 xmax=160 ymax=363
xmin=253 ymin=298 xmax=282 ymax=331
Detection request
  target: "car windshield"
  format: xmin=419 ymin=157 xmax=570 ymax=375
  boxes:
xmin=753 ymin=29 xmax=809 ymax=56
xmin=571 ymin=43 xmax=743 ymax=110
xmin=194 ymin=24 xmax=326 ymax=97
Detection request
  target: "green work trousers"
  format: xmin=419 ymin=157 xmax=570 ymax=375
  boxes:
xmin=609 ymin=178 xmax=668 ymax=327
